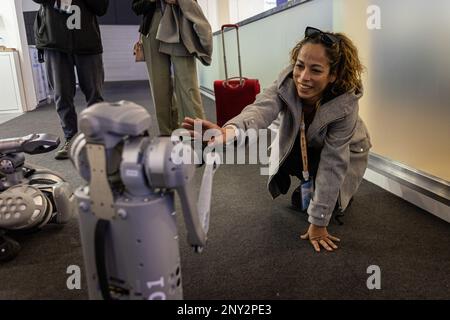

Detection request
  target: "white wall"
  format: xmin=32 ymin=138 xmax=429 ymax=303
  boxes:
xmin=333 ymin=0 xmax=450 ymax=181
xmin=0 ymin=0 xmax=37 ymax=111
xmin=198 ymin=0 xmax=220 ymax=32
xmin=198 ymin=0 xmax=231 ymax=33
xmin=22 ymin=0 xmax=40 ymax=12
xmin=199 ymin=0 xmax=277 ymax=33
xmin=0 ymin=1 xmax=21 ymax=49
xmin=198 ymin=0 xmax=333 ymax=90
xmin=100 ymin=25 xmax=148 ymax=82
xmin=229 ymin=0 xmax=275 ymax=23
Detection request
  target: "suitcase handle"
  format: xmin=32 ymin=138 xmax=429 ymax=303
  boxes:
xmin=222 ymin=76 xmax=248 ymax=89
xmin=221 ymin=24 xmax=239 ymax=31
xmin=221 ymin=24 xmax=244 ymax=87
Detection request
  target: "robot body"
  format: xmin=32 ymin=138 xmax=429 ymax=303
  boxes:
xmin=0 ymin=134 xmax=76 ymax=262
xmin=71 ymin=101 xmax=219 ymax=300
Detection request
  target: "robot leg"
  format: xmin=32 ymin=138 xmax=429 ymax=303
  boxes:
xmin=27 ymin=168 xmax=76 ymax=225
xmin=76 ymin=188 xmax=183 ymax=300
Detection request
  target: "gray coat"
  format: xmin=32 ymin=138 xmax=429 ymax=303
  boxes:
xmin=224 ymin=66 xmax=372 ymax=227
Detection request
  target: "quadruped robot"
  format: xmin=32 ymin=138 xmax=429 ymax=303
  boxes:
xmin=0 ymin=134 xmax=75 ymax=262
xmin=70 ymin=101 xmax=220 ymax=300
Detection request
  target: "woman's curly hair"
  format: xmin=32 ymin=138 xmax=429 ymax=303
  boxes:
xmin=290 ymin=31 xmax=364 ymax=98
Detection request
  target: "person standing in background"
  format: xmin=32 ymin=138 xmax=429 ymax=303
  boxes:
xmin=33 ymin=0 xmax=109 ymax=159
xmin=132 ymin=0 xmax=212 ymax=136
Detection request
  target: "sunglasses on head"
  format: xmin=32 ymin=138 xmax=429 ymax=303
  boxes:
xmin=305 ymin=26 xmax=339 ymax=46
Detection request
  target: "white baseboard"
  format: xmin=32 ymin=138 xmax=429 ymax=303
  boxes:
xmin=364 ymin=168 xmax=450 ymax=223
xmin=200 ymin=87 xmax=215 ymax=101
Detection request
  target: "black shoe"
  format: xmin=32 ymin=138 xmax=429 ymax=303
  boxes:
xmin=274 ymin=171 xmax=291 ymax=195
xmin=291 ymin=185 xmax=303 ymax=212
xmin=54 ymin=139 xmax=71 ymax=160
xmin=332 ymin=197 xmax=353 ymax=225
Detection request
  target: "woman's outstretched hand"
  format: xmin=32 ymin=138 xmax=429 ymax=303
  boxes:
xmin=181 ymin=117 xmax=236 ymax=145
xmin=300 ymin=224 xmax=340 ymax=252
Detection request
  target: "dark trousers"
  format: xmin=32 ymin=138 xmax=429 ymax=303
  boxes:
xmin=278 ymin=133 xmax=344 ymax=214
xmin=44 ymin=50 xmax=104 ymax=139
xmin=281 ymin=132 xmax=321 ymax=179
xmin=274 ymin=132 xmax=322 ymax=195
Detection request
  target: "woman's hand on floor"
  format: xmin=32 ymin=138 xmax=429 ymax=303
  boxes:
xmin=300 ymin=224 xmax=340 ymax=252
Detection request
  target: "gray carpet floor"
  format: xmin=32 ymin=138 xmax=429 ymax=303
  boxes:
xmin=0 ymin=81 xmax=449 ymax=300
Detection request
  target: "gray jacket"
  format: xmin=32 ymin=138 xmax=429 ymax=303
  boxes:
xmin=224 ymin=66 xmax=372 ymax=227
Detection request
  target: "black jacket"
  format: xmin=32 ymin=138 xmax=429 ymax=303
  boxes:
xmin=132 ymin=0 xmax=157 ymax=36
xmin=33 ymin=0 xmax=109 ymax=54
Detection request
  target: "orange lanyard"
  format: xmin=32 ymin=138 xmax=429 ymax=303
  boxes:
xmin=300 ymin=112 xmax=310 ymax=181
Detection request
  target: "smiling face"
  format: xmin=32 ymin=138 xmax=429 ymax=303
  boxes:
xmin=293 ymin=43 xmax=337 ymax=107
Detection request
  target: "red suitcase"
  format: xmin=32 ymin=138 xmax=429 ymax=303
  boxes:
xmin=214 ymin=24 xmax=260 ymax=127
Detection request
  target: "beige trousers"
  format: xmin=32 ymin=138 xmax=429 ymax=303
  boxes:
xmin=142 ymin=10 xmax=205 ymax=135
